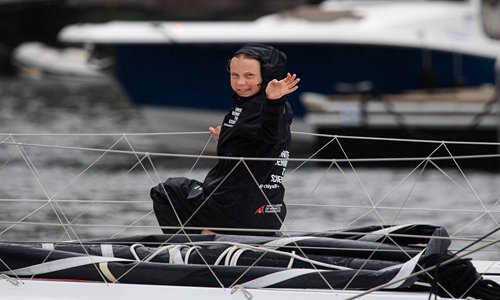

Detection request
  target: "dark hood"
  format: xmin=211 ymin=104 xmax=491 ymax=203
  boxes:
xmin=233 ymin=43 xmax=287 ymax=87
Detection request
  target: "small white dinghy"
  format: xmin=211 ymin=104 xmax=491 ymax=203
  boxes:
xmin=11 ymin=42 xmax=109 ymax=81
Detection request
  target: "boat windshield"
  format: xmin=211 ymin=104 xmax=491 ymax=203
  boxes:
xmin=277 ymin=5 xmax=362 ymax=22
xmin=481 ymin=0 xmax=500 ymax=39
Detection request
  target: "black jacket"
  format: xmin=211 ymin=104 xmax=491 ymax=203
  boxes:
xmin=203 ymin=43 xmax=293 ymax=231
xmin=203 ymin=93 xmax=292 ymax=230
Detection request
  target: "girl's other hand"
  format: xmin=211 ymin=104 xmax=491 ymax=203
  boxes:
xmin=209 ymin=126 xmax=221 ymax=140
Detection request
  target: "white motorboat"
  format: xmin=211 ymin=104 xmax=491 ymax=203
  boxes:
xmin=56 ymin=0 xmax=500 ymax=154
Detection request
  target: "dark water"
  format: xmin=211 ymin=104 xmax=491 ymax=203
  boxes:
xmin=0 ymin=77 xmax=499 ymax=260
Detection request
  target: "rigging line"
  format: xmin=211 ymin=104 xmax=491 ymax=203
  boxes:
xmin=440 ymin=143 xmax=500 ymax=229
xmin=180 ymin=154 xmax=334 ymax=289
xmin=231 ymin=160 xmax=336 ymax=291
xmin=385 ymin=159 xmax=431 ymax=224
xmin=432 ymin=177 xmax=500 ymax=238
xmin=185 ymin=241 xmax=352 ymax=271
xmin=286 ymin=203 xmax=499 ymax=214
xmin=428 ymin=159 xmax=477 ymax=196
xmin=31 ymin=204 xmax=119 ymax=284
xmin=286 ymin=159 xmax=338 ymax=228
xmin=342 ymin=141 xmax=445 ymax=228
xmin=287 ymin=141 xmax=361 ymax=228
xmin=342 ymin=228 xmax=448 ymax=295
xmin=106 ymin=136 xmax=162 ymax=236
xmin=345 ymin=237 xmax=500 ymax=300
xmin=11 ymin=135 xmax=73 ymax=241
xmin=287 ymin=135 xmax=337 ymax=175
xmin=452 ymin=212 xmax=493 ymax=239
xmin=1 ymin=136 xmax=130 ymax=240
xmin=111 ymin=210 xmax=155 ymax=238
xmin=2 ymin=197 xmax=498 ymax=215
xmin=2 ymin=219 xmax=489 ymax=247
xmin=4 ymin=220 xmax=496 ymax=241
xmin=146 ymin=155 xmax=187 ymax=231
xmin=12 ymin=235 xmax=472 ymax=255
xmin=0 ymin=140 xmax=218 ymax=160
xmin=67 ymin=155 xmax=152 ymax=232
xmin=490 ymin=196 xmax=500 ymax=213
xmin=0 ymin=202 xmax=57 ymax=236
xmin=342 ymin=230 xmax=397 ymax=290
xmin=241 ymin=159 xmax=286 ymax=228
xmin=2 ymin=226 xmax=462 ymax=245
xmin=334 ymin=138 xmax=387 ymax=227
xmin=111 ymin=232 xmax=227 ymax=290
xmin=167 ymin=158 xmax=294 ymax=282
xmin=227 ymin=248 xmax=280 ymax=290
xmin=48 ymin=136 xmax=127 ymax=201
xmin=452 ymin=226 xmax=500 ymax=298
xmin=36 ymin=135 xmax=141 ymax=245
xmin=0 ymin=221 xmax=165 ymax=230
xmin=23 ymin=224 xmax=110 ymax=285
xmin=0 ymin=131 xmax=210 ymax=137
xmin=442 ymin=142 xmax=492 ymax=213
xmin=111 ymin=155 xmax=228 ymax=290
xmin=4 ymin=139 xmax=500 ymax=163
xmin=347 ymin=157 xmax=428 ymax=227
xmin=366 ymin=159 xmax=429 ymax=216
xmin=10 ymin=134 xmax=136 ymax=284
xmin=187 ymin=134 xmax=215 ymax=176
xmin=0 ymin=257 xmax=21 ymax=282
xmin=292 ymin=230 xmax=485 ymax=245
xmin=378 ymin=232 xmax=453 ymax=298
xmin=4 ymin=130 xmax=500 ymax=146
xmin=178 ymin=159 xmax=243 ymax=228
xmin=0 ymin=136 xmax=16 ymax=172
xmin=42 ymin=144 xmax=125 ymax=240
xmin=122 ymin=135 xmax=157 ymax=185
xmin=310 ymin=131 xmax=500 ymax=146
xmin=0 ymin=198 xmax=150 ymax=204
xmin=455 ymin=225 xmax=500 ymax=257
xmin=0 ymin=135 xmax=10 ymax=143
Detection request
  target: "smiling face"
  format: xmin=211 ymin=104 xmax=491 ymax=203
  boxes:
xmin=229 ymin=55 xmax=263 ymax=98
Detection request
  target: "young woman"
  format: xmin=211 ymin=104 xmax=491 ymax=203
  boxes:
xmin=151 ymin=43 xmax=300 ymax=235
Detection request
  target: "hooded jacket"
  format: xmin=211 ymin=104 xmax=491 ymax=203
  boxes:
xmin=202 ymin=43 xmax=293 ymax=231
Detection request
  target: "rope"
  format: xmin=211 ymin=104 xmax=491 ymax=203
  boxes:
xmin=2 ymin=130 xmax=500 ymax=297
xmin=3 ymin=139 xmax=500 ymax=163
xmin=421 ymin=253 xmax=500 ymax=300
xmin=230 ymin=285 xmax=253 ymax=299
xmin=0 ymin=274 xmax=19 ymax=286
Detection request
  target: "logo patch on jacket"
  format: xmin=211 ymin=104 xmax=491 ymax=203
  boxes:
xmin=223 ymin=107 xmax=242 ymax=128
xmin=255 ymin=204 xmax=282 ymax=214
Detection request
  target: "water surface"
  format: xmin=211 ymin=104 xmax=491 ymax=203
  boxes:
xmin=1 ymin=77 xmax=498 ymax=260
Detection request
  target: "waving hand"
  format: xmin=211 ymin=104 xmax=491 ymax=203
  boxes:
xmin=265 ymin=73 xmax=300 ymax=100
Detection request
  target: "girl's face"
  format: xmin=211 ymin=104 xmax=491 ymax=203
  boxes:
xmin=229 ymin=56 xmax=262 ymax=98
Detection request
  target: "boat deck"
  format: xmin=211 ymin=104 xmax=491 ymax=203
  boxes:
xmin=301 ymin=87 xmax=499 ymax=128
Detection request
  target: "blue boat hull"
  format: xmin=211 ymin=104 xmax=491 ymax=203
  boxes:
xmin=112 ymin=43 xmax=496 ymax=118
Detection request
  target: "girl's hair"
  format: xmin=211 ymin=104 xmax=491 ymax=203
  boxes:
xmin=226 ymin=53 xmax=260 ymax=72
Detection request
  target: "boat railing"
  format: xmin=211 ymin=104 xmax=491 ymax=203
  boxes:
xmin=1 ymin=131 xmax=499 ymax=298
xmin=1 ymin=130 xmax=500 ymax=235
